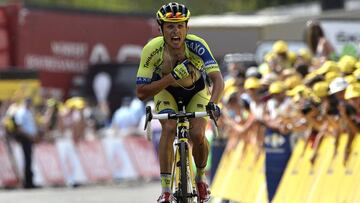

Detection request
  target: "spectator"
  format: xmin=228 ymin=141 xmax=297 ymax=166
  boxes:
xmin=111 ymin=97 xmax=138 ymax=132
xmin=224 ymin=62 xmax=242 ymax=81
xmin=87 ymin=98 xmax=110 ymax=130
xmin=13 ymin=97 xmax=40 ymax=189
xmin=264 ymin=81 xmax=292 ymax=133
xmin=41 ymin=98 xmax=61 ymax=140
xmin=343 ymin=83 xmax=360 ymax=133
xmin=305 ymin=20 xmax=336 ymax=61
xmin=62 ymin=97 xmax=87 ymax=142
xmin=130 ymin=97 xmax=145 ymax=127
xmin=243 ymin=77 xmax=266 ymax=149
xmin=296 ymin=48 xmax=313 ymax=67
xmin=245 ymin=66 xmax=261 ymax=79
xmin=270 ymin=40 xmax=292 ymax=73
xmin=262 ymin=81 xmax=293 ymax=202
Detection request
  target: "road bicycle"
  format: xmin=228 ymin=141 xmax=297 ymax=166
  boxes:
xmin=144 ymin=101 xmax=218 ymax=203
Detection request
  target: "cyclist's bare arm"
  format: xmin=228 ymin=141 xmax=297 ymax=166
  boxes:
xmin=136 ymin=75 xmax=175 ymax=101
xmin=208 ymin=71 xmax=224 ymax=103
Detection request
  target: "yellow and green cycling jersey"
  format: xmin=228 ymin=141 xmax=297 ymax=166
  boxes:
xmin=136 ymin=34 xmax=220 ymax=85
xmin=136 ymin=34 xmax=220 ymax=114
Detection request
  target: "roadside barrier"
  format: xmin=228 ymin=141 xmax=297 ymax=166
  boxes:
xmin=0 ymin=134 xmax=160 ymax=188
xmin=211 ymin=141 xmax=268 ymax=203
xmin=211 ymin=133 xmax=360 ymax=203
xmin=34 ymin=142 xmax=65 ymax=186
xmin=0 ymin=140 xmax=18 ymax=187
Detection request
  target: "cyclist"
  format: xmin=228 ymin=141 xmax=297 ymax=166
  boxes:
xmin=135 ymin=2 xmax=224 ymax=202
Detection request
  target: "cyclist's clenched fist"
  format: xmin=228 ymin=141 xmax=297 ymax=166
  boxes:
xmin=171 ymin=59 xmax=191 ymax=80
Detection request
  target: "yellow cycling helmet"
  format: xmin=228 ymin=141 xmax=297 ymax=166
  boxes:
xmin=345 ymin=83 xmax=360 ymax=100
xmin=312 ymin=81 xmax=329 ymax=98
xmin=269 ymin=81 xmax=285 ymax=94
xmin=156 ymin=2 xmax=190 ymax=25
xmin=244 ymin=77 xmax=261 ymax=90
xmin=272 ymin=40 xmax=288 ymax=54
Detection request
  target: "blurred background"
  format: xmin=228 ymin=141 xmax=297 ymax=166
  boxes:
xmin=0 ymin=0 xmax=359 ymax=203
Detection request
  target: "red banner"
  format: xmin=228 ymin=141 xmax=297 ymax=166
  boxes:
xmin=15 ymin=8 xmax=157 ymax=96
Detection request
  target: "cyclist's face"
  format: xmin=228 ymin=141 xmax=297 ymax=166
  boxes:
xmin=162 ymin=22 xmax=188 ymax=49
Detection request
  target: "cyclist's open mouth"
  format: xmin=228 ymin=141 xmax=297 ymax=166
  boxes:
xmin=171 ymin=36 xmax=181 ymax=43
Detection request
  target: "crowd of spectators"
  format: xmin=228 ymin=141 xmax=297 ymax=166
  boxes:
xmin=0 ymin=87 xmax=145 ymax=188
xmin=217 ymin=21 xmax=360 ymax=201
xmin=220 ymin=34 xmax=360 ymax=157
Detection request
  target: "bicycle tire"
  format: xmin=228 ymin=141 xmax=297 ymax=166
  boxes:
xmin=179 ymin=142 xmax=189 ymax=203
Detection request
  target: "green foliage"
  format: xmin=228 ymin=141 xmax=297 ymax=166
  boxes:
xmin=24 ymin=0 xmax=317 ymax=15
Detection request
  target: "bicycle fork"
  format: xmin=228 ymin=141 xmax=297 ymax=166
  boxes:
xmin=171 ymin=120 xmax=198 ymax=202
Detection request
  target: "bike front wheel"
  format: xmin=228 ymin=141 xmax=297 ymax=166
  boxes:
xmin=179 ymin=141 xmax=189 ymax=203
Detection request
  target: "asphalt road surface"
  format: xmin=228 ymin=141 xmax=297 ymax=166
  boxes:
xmin=0 ymin=181 xmax=160 ymax=203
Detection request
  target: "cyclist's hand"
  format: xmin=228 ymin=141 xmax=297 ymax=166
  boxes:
xmin=206 ymin=102 xmax=221 ymax=120
xmin=171 ymin=59 xmax=191 ymax=80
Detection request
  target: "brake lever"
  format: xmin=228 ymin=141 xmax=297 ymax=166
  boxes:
xmin=208 ymin=110 xmax=218 ymax=127
xmin=144 ymin=106 xmax=153 ymax=130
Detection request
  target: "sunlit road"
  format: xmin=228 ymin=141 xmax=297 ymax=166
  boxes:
xmin=0 ymin=181 xmax=160 ymax=203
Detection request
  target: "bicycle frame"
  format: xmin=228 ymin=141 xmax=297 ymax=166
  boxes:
xmin=171 ymin=111 xmax=198 ymax=203
xmin=144 ymin=101 xmax=217 ymax=203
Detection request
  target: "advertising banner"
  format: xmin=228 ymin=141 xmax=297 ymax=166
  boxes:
xmin=264 ymin=128 xmax=291 ymax=202
xmin=321 ymin=20 xmax=360 ymax=56
xmin=16 ymin=9 xmax=157 ymax=96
